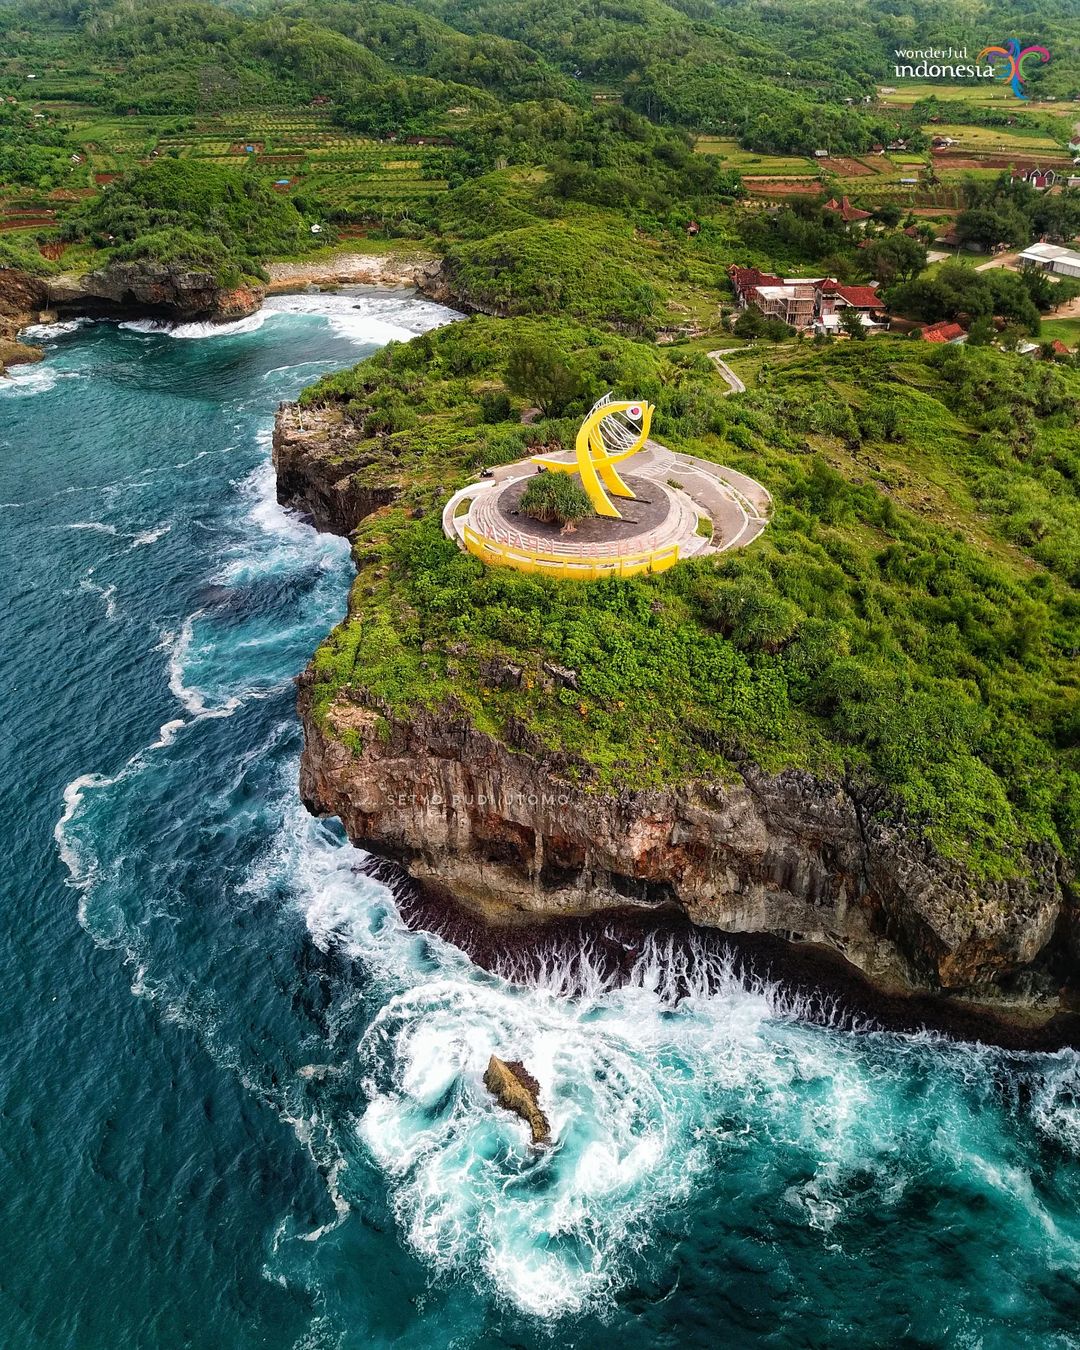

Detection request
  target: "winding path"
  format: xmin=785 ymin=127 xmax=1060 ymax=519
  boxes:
xmin=708 ymin=349 xmax=747 ymax=395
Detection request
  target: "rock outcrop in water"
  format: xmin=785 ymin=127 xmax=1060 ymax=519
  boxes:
xmin=276 ymin=371 xmax=1077 ymax=1022
xmin=483 ymin=1055 xmax=551 ymax=1144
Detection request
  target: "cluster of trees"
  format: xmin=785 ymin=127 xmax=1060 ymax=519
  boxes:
xmin=0 ymin=105 xmax=84 ymax=190
xmin=956 ymin=175 xmax=1080 ymax=252
xmin=61 ymin=158 xmax=324 ymax=283
xmin=886 ymin=260 xmax=1079 ymax=336
xmin=736 ymin=199 xmax=927 ymax=280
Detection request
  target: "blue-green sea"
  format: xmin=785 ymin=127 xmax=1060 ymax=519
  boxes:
xmin=3 ymin=292 xmax=1080 ymax=1349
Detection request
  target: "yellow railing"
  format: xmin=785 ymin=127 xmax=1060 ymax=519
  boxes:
xmin=462 ymin=525 xmax=679 ymax=579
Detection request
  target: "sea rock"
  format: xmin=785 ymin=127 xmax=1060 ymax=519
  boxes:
xmin=483 ymin=1054 xmax=551 ymax=1144
xmin=0 ymin=338 xmax=44 ymax=375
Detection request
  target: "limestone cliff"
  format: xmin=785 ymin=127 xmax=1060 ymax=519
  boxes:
xmin=297 ymin=686 xmax=1070 ymax=999
xmin=272 ymin=401 xmax=404 ymax=535
xmin=46 ymin=262 xmax=263 ymax=322
xmin=0 ymin=269 xmax=49 ymax=371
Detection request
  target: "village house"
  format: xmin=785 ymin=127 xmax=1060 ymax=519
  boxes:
xmin=728 ymin=266 xmax=817 ymax=327
xmin=728 ymin=266 xmax=889 ymax=333
xmin=919 ymin=321 xmax=967 ymax=344
xmin=823 ymin=195 xmax=872 ymax=228
xmin=1011 ymin=166 xmax=1058 ymax=190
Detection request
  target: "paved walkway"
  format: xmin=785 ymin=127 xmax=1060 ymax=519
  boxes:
xmin=707 ymin=349 xmax=747 ymax=394
xmin=442 ymin=439 xmax=771 ymax=564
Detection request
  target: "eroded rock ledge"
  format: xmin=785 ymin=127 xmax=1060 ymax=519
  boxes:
xmin=298 ymin=684 xmax=1073 ymax=1001
xmin=47 ymin=261 xmax=264 ymax=322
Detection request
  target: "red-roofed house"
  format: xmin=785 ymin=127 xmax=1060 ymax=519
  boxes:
xmin=729 ymin=266 xmax=892 ymax=334
xmin=1012 ymin=166 xmax=1057 ymax=190
xmin=728 ymin=265 xmax=784 ymax=302
xmin=728 ymin=265 xmax=816 ymax=326
xmin=919 ymin=321 xmax=966 ymax=344
xmin=823 ymin=195 xmax=872 ymax=227
xmin=814 ymin=279 xmax=889 ymax=333
xmin=1049 ymin=339 xmax=1072 ymax=357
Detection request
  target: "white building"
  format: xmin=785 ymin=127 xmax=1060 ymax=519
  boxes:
xmin=1017 ymin=242 xmax=1080 ymax=279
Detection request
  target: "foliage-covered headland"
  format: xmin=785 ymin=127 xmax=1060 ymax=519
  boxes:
xmin=293 ymin=317 xmax=1079 ymax=893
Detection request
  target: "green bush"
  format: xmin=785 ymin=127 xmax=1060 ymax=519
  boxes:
xmin=519 ymin=472 xmax=594 ymax=526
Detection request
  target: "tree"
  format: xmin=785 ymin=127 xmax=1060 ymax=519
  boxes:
xmin=865 ymin=232 xmax=927 ymax=284
xmin=956 ymin=206 xmax=1025 ymax=251
xmin=732 ymin=306 xmax=765 ymax=338
xmin=873 ymin=203 xmax=903 ymax=228
xmin=966 ymin=316 xmax=996 ymax=347
xmin=839 ymin=307 xmax=867 ymax=340
xmin=506 ymin=339 xmax=586 ymax=417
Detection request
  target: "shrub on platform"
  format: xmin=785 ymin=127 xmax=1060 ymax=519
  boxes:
xmin=519 ymin=473 xmax=594 ymax=527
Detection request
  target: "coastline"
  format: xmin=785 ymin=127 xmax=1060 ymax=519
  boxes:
xmin=263 ymin=249 xmax=447 ymax=297
xmin=378 ymin=858 xmax=1080 ymax=1053
xmin=13 ymin=253 xmax=1077 ymax=1049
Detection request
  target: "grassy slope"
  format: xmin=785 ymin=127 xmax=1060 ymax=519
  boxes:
xmin=301 ymin=318 xmax=1080 ymax=882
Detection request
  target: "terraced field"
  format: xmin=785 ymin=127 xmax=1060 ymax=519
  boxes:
xmin=693 ymin=136 xmax=813 ymax=175
xmin=0 ymin=102 xmax=453 ymax=239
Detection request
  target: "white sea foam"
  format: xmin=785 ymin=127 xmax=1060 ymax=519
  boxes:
xmin=79 ymin=574 xmax=119 ymax=620
xmin=65 ymin=520 xmax=119 ymax=535
xmin=116 ymin=290 xmax=460 ymax=347
xmin=0 ymin=363 xmax=60 ymax=396
xmin=20 ymin=317 xmax=95 ymax=340
xmin=260 ymin=792 xmax=848 ymax=1317
xmin=163 ymin=613 xmax=243 ymax=718
xmin=129 ymin=523 xmax=172 ymax=548
xmin=119 ymin=313 xmax=271 ymax=339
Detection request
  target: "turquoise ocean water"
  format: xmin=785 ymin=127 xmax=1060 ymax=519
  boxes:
xmin=2 ymin=293 xmax=1080 ymax=1349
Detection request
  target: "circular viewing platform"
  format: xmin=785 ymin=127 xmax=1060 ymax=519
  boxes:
xmin=441 ymin=439 xmax=771 ymax=581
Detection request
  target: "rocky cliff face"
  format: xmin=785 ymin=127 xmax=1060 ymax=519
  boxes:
xmin=272 ymin=401 xmax=401 ymax=534
xmin=297 ymin=685 xmax=1069 ymax=998
xmin=0 ymin=269 xmax=49 ymax=371
xmin=47 ymin=262 xmax=263 ymax=322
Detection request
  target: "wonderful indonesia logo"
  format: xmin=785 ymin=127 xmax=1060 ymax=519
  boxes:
xmin=893 ymin=38 xmax=1050 ymax=98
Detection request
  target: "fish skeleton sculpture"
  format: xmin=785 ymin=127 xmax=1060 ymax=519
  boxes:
xmin=533 ymin=394 xmax=654 ymax=518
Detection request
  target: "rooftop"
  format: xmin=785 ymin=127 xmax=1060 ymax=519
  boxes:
xmin=1018 ymin=242 xmax=1080 ymax=264
xmin=921 ymin=321 xmax=966 ymax=343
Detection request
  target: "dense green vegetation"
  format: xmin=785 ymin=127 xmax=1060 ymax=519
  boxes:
xmin=302 ymin=317 xmax=1079 ymax=880
xmin=519 ymin=472 xmax=593 ymax=526
xmin=1 ymin=0 xmax=1078 ymax=888
xmin=61 ymin=158 xmax=324 ymax=282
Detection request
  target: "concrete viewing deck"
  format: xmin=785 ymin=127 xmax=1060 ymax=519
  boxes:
xmin=441 ymin=439 xmax=771 ymax=579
